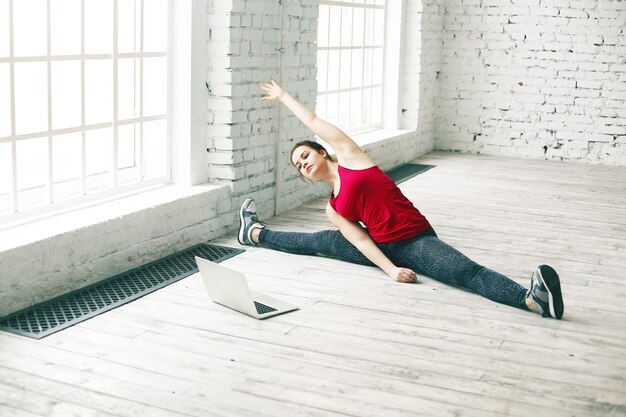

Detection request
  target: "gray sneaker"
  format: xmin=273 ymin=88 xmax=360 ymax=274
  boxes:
xmin=528 ymin=265 xmax=564 ymax=319
xmin=237 ymin=198 xmax=265 ymax=246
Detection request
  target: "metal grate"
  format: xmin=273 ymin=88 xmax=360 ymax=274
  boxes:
xmin=386 ymin=163 xmax=435 ymax=184
xmin=0 ymin=244 xmax=243 ymax=339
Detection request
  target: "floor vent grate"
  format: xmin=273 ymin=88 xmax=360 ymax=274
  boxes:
xmin=0 ymin=243 xmax=243 ymax=339
xmin=386 ymin=163 xmax=435 ymax=184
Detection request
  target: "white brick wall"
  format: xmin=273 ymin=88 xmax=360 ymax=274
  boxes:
xmin=435 ymin=0 xmax=626 ymax=165
xmin=401 ymin=0 xmax=444 ymax=151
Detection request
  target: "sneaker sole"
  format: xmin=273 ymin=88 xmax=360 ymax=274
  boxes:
xmin=238 ymin=198 xmax=253 ymax=245
xmin=538 ymin=265 xmax=564 ymax=319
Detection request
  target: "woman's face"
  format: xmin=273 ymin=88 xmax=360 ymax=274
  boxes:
xmin=291 ymin=145 xmax=328 ymax=180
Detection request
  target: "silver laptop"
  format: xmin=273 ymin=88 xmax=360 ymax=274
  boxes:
xmin=195 ymin=256 xmax=299 ymax=319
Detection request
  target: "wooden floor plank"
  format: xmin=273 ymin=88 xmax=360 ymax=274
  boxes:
xmin=1 ymin=152 xmax=625 ymax=417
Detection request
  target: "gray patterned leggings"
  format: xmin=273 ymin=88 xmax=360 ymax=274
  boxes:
xmin=258 ymin=227 xmax=529 ymax=309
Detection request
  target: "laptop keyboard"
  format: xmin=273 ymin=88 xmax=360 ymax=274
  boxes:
xmin=254 ymin=301 xmax=277 ymax=314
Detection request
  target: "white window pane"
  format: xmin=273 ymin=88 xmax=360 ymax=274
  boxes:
xmin=340 ymin=6 xmax=352 ymax=47
xmin=350 ymin=89 xmax=362 ymax=128
xmin=338 ymin=91 xmax=350 ymax=128
xmin=328 ymin=6 xmax=341 ymax=48
xmin=17 ymin=185 xmax=48 ymax=209
xmin=118 ymin=123 xmax=138 ymax=169
xmin=373 ymin=9 xmax=384 ymax=46
xmin=365 ymin=8 xmax=375 ymax=46
xmin=371 ymin=86 xmax=382 ymax=125
xmin=0 ymin=142 xmax=9 ymax=192
xmin=52 ymin=132 xmax=81 ymax=200
xmin=52 ymin=132 xmax=81 ymax=182
xmin=316 ymin=50 xmax=328 ymax=92
xmin=143 ymin=57 xmax=167 ymax=116
xmin=118 ymin=123 xmax=139 ymax=184
xmin=118 ymin=0 xmax=139 ymax=54
xmin=318 ymin=5 xmax=329 ymax=48
xmin=362 ymin=87 xmax=372 ymax=124
xmin=144 ymin=0 xmax=168 ymax=53
xmin=0 ymin=142 xmax=11 ymax=213
xmin=0 ymin=0 xmax=9 ymax=58
xmin=352 ymin=8 xmax=364 ymax=47
xmin=14 ymin=62 xmax=48 ymax=135
xmin=85 ymin=60 xmax=113 ymax=125
xmin=51 ymin=0 xmax=81 ymax=55
xmin=339 ymin=49 xmax=351 ymax=90
xmin=85 ymin=0 xmax=113 ymax=54
xmin=372 ymin=48 xmax=383 ymax=85
xmin=0 ymin=63 xmax=10 ymax=137
xmin=16 ymin=136 xmax=47 ymax=193
xmin=51 ymin=61 xmax=81 ymax=130
xmin=351 ymin=48 xmax=363 ymax=88
xmin=85 ymin=128 xmax=112 ymax=175
xmin=326 ymin=93 xmax=338 ymax=126
xmin=327 ymin=50 xmax=339 ymax=91
xmin=118 ymin=58 xmax=140 ymax=121
xmin=363 ymin=48 xmax=373 ymax=86
xmin=142 ymin=120 xmax=166 ymax=179
xmin=316 ymin=93 xmax=327 ymax=120
xmin=85 ymin=128 xmax=112 ymax=192
xmin=13 ymin=0 xmax=47 ymax=57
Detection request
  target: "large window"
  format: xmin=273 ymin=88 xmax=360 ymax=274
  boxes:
xmin=0 ymin=0 xmax=169 ymax=221
xmin=316 ymin=0 xmax=386 ymax=134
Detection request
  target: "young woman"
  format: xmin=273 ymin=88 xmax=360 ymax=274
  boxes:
xmin=237 ymin=80 xmax=564 ymax=319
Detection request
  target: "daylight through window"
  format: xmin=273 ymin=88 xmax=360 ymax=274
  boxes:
xmin=316 ymin=0 xmax=385 ymax=134
xmin=0 ymin=0 xmax=169 ymax=220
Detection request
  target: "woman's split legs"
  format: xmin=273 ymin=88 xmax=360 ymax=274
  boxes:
xmin=237 ymin=198 xmax=563 ymax=317
xmin=384 ymin=234 xmax=529 ymax=309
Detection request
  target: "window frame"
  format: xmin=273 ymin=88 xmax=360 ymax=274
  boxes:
xmin=0 ymin=0 xmax=206 ymax=225
xmin=315 ymin=0 xmax=404 ymax=136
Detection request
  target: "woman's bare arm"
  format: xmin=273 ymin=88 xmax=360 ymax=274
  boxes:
xmin=262 ymin=81 xmax=373 ymax=167
xmin=326 ymin=203 xmax=417 ymax=283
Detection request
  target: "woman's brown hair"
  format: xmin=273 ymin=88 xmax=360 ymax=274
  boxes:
xmin=290 ymin=140 xmax=335 ymax=163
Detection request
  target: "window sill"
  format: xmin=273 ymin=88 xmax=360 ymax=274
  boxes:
xmin=352 ymin=128 xmax=413 ymax=147
xmin=0 ymin=183 xmax=228 ymax=254
xmin=352 ymin=128 xmax=429 ymax=172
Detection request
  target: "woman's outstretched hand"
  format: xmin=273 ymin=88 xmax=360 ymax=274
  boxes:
xmin=261 ymin=80 xmax=285 ymax=101
xmin=388 ymin=267 xmax=418 ymax=283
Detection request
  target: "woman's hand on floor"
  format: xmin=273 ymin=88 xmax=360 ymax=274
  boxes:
xmin=388 ymin=267 xmax=418 ymax=283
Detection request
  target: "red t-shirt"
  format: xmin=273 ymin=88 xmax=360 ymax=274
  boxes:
xmin=329 ymin=165 xmax=431 ymax=243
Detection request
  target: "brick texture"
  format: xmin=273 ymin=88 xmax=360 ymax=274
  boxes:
xmin=435 ymin=0 xmax=626 ymax=165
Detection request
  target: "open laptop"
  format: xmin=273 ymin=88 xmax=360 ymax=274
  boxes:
xmin=195 ymin=256 xmax=299 ymax=319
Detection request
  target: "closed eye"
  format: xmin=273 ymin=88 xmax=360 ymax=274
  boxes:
xmin=294 ymin=151 xmax=309 ymax=171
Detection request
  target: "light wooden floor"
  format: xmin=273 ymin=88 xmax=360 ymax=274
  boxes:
xmin=1 ymin=152 xmax=625 ymax=417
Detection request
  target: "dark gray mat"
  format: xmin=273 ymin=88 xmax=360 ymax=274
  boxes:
xmin=386 ymin=163 xmax=435 ymax=184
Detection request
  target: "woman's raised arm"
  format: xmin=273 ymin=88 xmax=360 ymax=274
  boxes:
xmin=261 ymin=81 xmax=361 ymax=157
